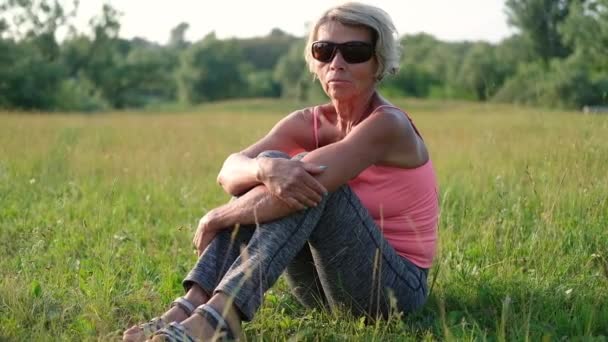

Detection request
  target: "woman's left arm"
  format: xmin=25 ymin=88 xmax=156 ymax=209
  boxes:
xmin=194 ymin=111 xmax=420 ymax=253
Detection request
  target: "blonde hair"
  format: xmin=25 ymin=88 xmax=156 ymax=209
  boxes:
xmin=304 ymin=2 xmax=401 ymax=81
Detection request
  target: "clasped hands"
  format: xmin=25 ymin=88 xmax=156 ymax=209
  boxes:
xmin=193 ymin=157 xmax=328 ymax=256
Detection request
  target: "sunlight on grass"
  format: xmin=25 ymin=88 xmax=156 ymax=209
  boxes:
xmin=1 ymin=99 xmax=607 ymax=340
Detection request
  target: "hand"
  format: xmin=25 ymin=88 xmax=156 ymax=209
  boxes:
xmin=193 ymin=210 xmax=220 ymax=257
xmin=257 ymin=158 xmax=327 ymax=210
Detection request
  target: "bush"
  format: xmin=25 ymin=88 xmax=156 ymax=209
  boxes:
xmin=493 ymin=54 xmax=605 ymax=109
xmin=55 ymin=76 xmax=111 ymax=112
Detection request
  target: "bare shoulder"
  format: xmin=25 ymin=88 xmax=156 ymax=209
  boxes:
xmin=279 ymin=107 xmax=313 ymax=127
xmin=269 ymin=107 xmax=312 ymax=133
xmin=356 ymin=106 xmax=414 ymax=140
xmin=357 ymin=105 xmax=428 ymax=167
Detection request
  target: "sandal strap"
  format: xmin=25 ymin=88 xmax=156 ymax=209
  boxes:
xmin=152 ymin=321 xmax=196 ymax=342
xmin=140 ymin=316 xmax=167 ymax=337
xmin=170 ymin=296 xmax=196 ymax=316
xmin=194 ymin=304 xmax=235 ymax=340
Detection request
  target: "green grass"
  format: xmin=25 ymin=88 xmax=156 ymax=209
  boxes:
xmin=1 ymin=98 xmax=607 ymax=341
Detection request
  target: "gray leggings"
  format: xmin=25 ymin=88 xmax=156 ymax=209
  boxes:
xmin=183 ymin=151 xmax=429 ymax=321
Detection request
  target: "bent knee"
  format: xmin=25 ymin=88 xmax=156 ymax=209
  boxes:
xmin=291 ymin=152 xmax=308 ymax=161
xmin=256 ymin=150 xmax=290 ymax=159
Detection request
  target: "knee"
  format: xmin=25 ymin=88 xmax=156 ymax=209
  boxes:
xmin=291 ymin=152 xmax=308 ymax=161
xmin=256 ymin=150 xmax=290 ymax=159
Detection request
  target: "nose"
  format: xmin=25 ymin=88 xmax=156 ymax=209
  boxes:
xmin=329 ymin=50 xmax=346 ymax=70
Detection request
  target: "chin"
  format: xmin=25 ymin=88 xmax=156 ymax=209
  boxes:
xmin=328 ymin=87 xmax=356 ymax=101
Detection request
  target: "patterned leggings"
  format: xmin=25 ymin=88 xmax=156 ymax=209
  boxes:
xmin=183 ymin=151 xmax=428 ymax=321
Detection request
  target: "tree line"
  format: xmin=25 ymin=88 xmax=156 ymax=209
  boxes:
xmin=0 ymin=0 xmax=606 ymax=112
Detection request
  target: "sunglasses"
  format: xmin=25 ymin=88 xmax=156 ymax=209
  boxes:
xmin=311 ymin=41 xmax=375 ymax=64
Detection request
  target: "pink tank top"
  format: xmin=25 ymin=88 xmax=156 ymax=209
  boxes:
xmin=313 ymin=105 xmax=439 ymax=268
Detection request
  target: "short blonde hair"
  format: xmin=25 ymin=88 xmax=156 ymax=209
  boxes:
xmin=304 ymin=2 xmax=401 ymax=81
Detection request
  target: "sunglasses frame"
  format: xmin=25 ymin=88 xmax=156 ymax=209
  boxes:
xmin=311 ymin=40 xmax=375 ymax=64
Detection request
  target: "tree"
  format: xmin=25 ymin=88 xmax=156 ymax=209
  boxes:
xmin=273 ymin=40 xmax=309 ymax=99
xmin=169 ymin=22 xmax=189 ymax=49
xmin=559 ymin=0 xmax=608 ymax=73
xmin=505 ymin=0 xmax=572 ymax=62
xmin=395 ymin=33 xmax=472 ymax=99
xmin=0 ymin=0 xmax=78 ymax=110
xmin=458 ymin=43 xmax=505 ymax=101
xmin=177 ymin=33 xmax=249 ymax=103
xmin=239 ymin=29 xmax=296 ymax=71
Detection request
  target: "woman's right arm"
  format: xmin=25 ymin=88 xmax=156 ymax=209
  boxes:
xmin=216 ymin=109 xmax=327 ymax=206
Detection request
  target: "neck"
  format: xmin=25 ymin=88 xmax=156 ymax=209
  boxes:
xmin=332 ymin=90 xmax=377 ymax=134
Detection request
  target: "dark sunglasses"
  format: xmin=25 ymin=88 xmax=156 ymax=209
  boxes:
xmin=311 ymin=41 xmax=375 ymax=64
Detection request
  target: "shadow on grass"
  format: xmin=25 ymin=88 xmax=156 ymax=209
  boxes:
xmin=405 ymin=275 xmax=608 ymax=340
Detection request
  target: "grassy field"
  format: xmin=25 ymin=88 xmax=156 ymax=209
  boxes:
xmin=1 ymin=98 xmax=607 ymax=341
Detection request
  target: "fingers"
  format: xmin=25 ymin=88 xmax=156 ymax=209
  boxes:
xmin=298 ymin=163 xmax=328 ymax=195
xmin=301 ymin=162 xmax=328 ymax=175
xmin=301 ymin=174 xmax=327 ymax=198
xmin=297 ymin=182 xmax=323 ymax=204
xmin=194 ymin=229 xmax=216 ymax=257
xmin=293 ymin=192 xmax=318 ymax=208
xmin=283 ymin=197 xmax=307 ymax=211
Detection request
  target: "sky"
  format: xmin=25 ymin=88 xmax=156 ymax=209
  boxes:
xmin=74 ymin=0 xmax=515 ymax=44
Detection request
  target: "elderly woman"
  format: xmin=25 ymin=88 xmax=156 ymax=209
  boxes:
xmin=124 ymin=2 xmax=438 ymax=341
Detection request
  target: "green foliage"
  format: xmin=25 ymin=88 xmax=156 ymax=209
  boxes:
xmin=273 ymin=39 xmax=309 ymax=99
xmin=177 ymin=34 xmax=249 ymax=103
xmin=240 ymin=28 xmax=296 ymax=71
xmin=559 ymin=0 xmax=608 ymax=103
xmin=0 ymin=39 xmax=66 ymax=109
xmin=244 ymin=70 xmax=281 ymax=98
xmin=458 ymin=43 xmax=506 ymax=101
xmin=55 ymin=76 xmax=111 ymax=112
xmin=494 ymin=53 xmax=605 ymax=108
xmin=505 ymin=0 xmax=572 ymax=62
xmin=0 ymin=0 xmax=605 ymax=111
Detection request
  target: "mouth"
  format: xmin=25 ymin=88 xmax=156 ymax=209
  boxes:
xmin=328 ymin=79 xmax=350 ymax=84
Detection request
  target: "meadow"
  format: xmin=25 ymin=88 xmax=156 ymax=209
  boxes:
xmin=1 ymin=98 xmax=607 ymax=341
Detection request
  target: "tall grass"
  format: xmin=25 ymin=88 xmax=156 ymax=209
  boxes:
xmin=1 ymin=99 xmax=607 ymax=341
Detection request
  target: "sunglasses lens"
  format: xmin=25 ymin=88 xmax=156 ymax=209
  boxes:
xmin=312 ymin=41 xmax=374 ymax=64
xmin=341 ymin=42 xmax=374 ymax=63
xmin=312 ymin=42 xmax=335 ymax=62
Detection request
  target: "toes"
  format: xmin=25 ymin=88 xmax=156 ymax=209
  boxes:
xmin=123 ymin=326 xmax=140 ymax=334
xmin=122 ymin=328 xmax=144 ymax=342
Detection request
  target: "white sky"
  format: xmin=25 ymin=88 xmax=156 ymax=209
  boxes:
xmin=74 ymin=0 xmax=514 ymax=43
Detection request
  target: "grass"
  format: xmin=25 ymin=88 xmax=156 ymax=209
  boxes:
xmin=1 ymin=98 xmax=607 ymax=341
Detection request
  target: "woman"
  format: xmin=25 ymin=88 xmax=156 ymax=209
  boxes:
xmin=124 ymin=2 xmax=438 ymax=341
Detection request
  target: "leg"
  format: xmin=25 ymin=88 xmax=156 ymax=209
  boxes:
xmin=183 ymin=150 xmax=293 ymax=301
xmin=306 ymin=186 xmax=428 ymax=319
xmin=126 ymin=151 xmax=286 ymax=341
xmin=168 ymin=185 xmax=428 ymax=340
xmin=211 ymin=185 xmax=427 ymax=321
xmin=283 ymin=151 xmax=330 ymax=310
xmin=183 ymin=225 xmax=256 ymax=302
xmin=284 ymin=243 xmax=329 ymax=310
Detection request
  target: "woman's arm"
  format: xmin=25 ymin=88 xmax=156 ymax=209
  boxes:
xmin=206 ymin=110 xmax=423 ymax=229
xmin=194 ymin=110 xmax=425 ymax=254
xmin=216 ymin=110 xmax=313 ymax=196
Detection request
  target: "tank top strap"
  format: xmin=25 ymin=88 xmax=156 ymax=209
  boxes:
xmin=312 ymin=106 xmax=320 ymax=149
xmin=373 ymin=104 xmax=423 ymax=140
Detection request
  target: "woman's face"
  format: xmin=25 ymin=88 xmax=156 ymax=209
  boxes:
xmin=313 ymin=21 xmax=378 ymax=102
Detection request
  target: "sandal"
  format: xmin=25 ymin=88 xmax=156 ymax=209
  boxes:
xmin=151 ymin=304 xmax=236 ymax=341
xmin=148 ymin=322 xmax=195 ymax=342
xmin=123 ymin=297 xmax=196 ymax=341
xmin=194 ymin=304 xmax=236 ymax=340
